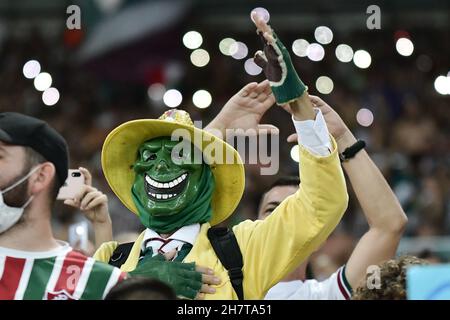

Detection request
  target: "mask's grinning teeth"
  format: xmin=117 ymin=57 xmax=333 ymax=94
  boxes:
xmin=144 ymin=173 xmax=188 ymax=200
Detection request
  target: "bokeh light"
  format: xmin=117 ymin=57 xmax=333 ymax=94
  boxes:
xmin=182 ymin=31 xmax=203 ymax=50
xmin=192 ymin=90 xmax=212 ymax=109
xmin=356 ymin=108 xmax=374 ymax=127
xmin=314 ymin=26 xmax=333 ymax=45
xmin=434 ymin=75 xmax=450 ymax=95
xmin=244 ymin=58 xmax=262 ymax=76
xmin=353 ymin=50 xmax=371 ymax=69
xmin=23 ymin=60 xmax=41 ymax=79
xmin=42 ymin=87 xmax=60 ymax=106
xmin=230 ymin=41 xmax=248 ymax=60
xmin=219 ymin=38 xmax=237 ymax=56
xmin=290 ymin=145 xmax=300 ymax=163
xmin=335 ymin=44 xmax=354 ymax=63
xmin=250 ymin=7 xmax=270 ymax=23
xmin=315 ymin=76 xmax=334 ymax=94
xmin=33 ymin=72 xmax=52 ymax=91
xmin=396 ymin=38 xmax=414 ymax=56
xmin=292 ymin=39 xmax=309 ymax=57
xmin=147 ymin=83 xmax=166 ymax=102
xmin=163 ymin=89 xmax=183 ymax=108
xmin=190 ymin=49 xmax=210 ymax=67
xmin=307 ymin=43 xmax=325 ymax=61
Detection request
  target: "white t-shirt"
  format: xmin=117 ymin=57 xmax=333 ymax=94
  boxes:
xmin=264 ymin=266 xmax=352 ymax=300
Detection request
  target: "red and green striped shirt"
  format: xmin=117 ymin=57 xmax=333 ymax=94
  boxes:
xmin=0 ymin=242 xmax=126 ymax=300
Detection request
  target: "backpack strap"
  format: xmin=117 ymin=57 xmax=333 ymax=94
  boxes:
xmin=108 ymin=242 xmax=135 ymax=268
xmin=207 ymin=227 xmax=244 ymax=300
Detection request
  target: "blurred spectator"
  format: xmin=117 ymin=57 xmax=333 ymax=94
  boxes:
xmin=104 ymin=277 xmax=177 ymax=300
xmin=352 ymin=256 xmax=426 ymax=300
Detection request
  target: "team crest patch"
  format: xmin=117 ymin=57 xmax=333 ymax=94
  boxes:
xmin=46 ymin=290 xmax=76 ymax=300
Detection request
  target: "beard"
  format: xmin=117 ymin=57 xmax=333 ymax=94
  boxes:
xmin=0 ymin=165 xmax=33 ymax=235
xmin=1 ymin=168 xmax=31 ymax=209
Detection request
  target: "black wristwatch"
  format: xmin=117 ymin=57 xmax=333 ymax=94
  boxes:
xmin=339 ymin=140 xmax=366 ymax=162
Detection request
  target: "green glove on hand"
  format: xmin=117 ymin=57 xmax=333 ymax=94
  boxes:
xmin=254 ymin=28 xmax=307 ymax=105
xmin=128 ymin=254 xmax=202 ymax=300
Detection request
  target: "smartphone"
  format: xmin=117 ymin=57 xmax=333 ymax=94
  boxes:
xmin=68 ymin=221 xmax=89 ymax=252
xmin=56 ymin=169 xmax=85 ymax=200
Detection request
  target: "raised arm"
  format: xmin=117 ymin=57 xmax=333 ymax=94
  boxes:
xmin=231 ymin=15 xmax=348 ymax=299
xmin=306 ymin=96 xmax=408 ymax=290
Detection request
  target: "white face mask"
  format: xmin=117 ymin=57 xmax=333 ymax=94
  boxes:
xmin=0 ymin=166 xmax=40 ymax=234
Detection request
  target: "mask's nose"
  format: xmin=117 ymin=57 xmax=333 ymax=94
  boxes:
xmin=155 ymin=160 xmax=169 ymax=172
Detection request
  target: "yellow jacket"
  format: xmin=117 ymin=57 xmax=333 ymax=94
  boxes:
xmin=94 ymin=139 xmax=348 ymax=299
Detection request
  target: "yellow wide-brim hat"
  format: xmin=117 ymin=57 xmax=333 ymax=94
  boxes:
xmin=101 ymin=109 xmax=245 ymax=226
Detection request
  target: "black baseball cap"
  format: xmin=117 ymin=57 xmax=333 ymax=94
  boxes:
xmin=0 ymin=112 xmax=69 ymax=188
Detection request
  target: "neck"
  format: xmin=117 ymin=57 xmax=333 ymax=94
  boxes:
xmin=281 ymin=262 xmax=308 ymax=282
xmin=0 ymin=208 xmax=60 ymax=252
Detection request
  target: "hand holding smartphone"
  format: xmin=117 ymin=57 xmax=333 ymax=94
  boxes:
xmin=57 ymin=169 xmax=85 ymax=200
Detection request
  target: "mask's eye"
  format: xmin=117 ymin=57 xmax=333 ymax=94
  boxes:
xmin=142 ymin=150 xmax=157 ymax=162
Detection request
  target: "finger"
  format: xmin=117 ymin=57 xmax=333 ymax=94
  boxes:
xmin=253 ymin=13 xmax=271 ymax=35
xmin=82 ymin=192 xmax=106 ymax=211
xmin=63 ymin=199 xmax=78 ymax=208
xmin=200 ymin=284 xmax=216 ymax=294
xmin=257 ymin=30 xmax=267 ymax=47
xmin=254 ymin=51 xmax=268 ymax=69
xmin=73 ymin=185 xmax=94 ymax=205
xmin=256 ymin=92 xmax=268 ymax=103
xmin=309 ymin=95 xmax=323 ymax=102
xmin=309 ymin=95 xmax=325 ymax=106
xmin=257 ymin=124 xmax=279 ymax=135
xmin=265 ymin=42 xmax=280 ymax=63
xmin=202 ymin=274 xmax=221 ymax=285
xmin=262 ymin=81 xmax=272 ymax=95
xmin=195 ymin=265 xmax=214 ymax=275
xmin=239 ymin=82 xmax=258 ymax=98
xmin=80 ymin=191 xmax=102 ymax=210
xmin=252 ymin=12 xmax=266 ymax=32
xmin=261 ymin=93 xmax=276 ymax=109
xmin=195 ymin=293 xmax=205 ymax=300
xmin=255 ymin=79 xmax=269 ymax=94
xmin=84 ymin=195 xmax=107 ymax=211
xmin=78 ymin=167 xmax=91 ymax=186
xmin=257 ymin=89 xmax=274 ymax=104
xmin=287 ymin=133 xmax=298 ymax=143
xmin=263 ymin=31 xmax=275 ymax=45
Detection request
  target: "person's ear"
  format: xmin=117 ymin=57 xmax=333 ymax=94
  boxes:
xmin=29 ymin=162 xmax=56 ymax=195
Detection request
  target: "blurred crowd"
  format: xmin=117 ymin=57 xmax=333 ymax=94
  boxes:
xmin=0 ymin=19 xmax=448 ymax=267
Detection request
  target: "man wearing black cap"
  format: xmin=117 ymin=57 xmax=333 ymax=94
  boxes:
xmin=0 ymin=112 xmax=216 ymax=300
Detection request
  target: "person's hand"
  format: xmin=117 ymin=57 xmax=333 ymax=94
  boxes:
xmin=251 ymin=12 xmax=314 ymax=120
xmin=251 ymin=13 xmax=308 ymax=106
xmin=285 ymin=95 xmax=356 ymax=150
xmin=63 ymin=167 xmax=113 ymax=248
xmin=64 ymin=167 xmax=111 ymax=225
xmin=128 ymin=255 xmax=221 ymax=300
xmin=205 ymin=80 xmax=277 ymax=137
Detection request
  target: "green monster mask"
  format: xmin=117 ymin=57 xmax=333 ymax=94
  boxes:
xmin=131 ymin=137 xmax=215 ymax=234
